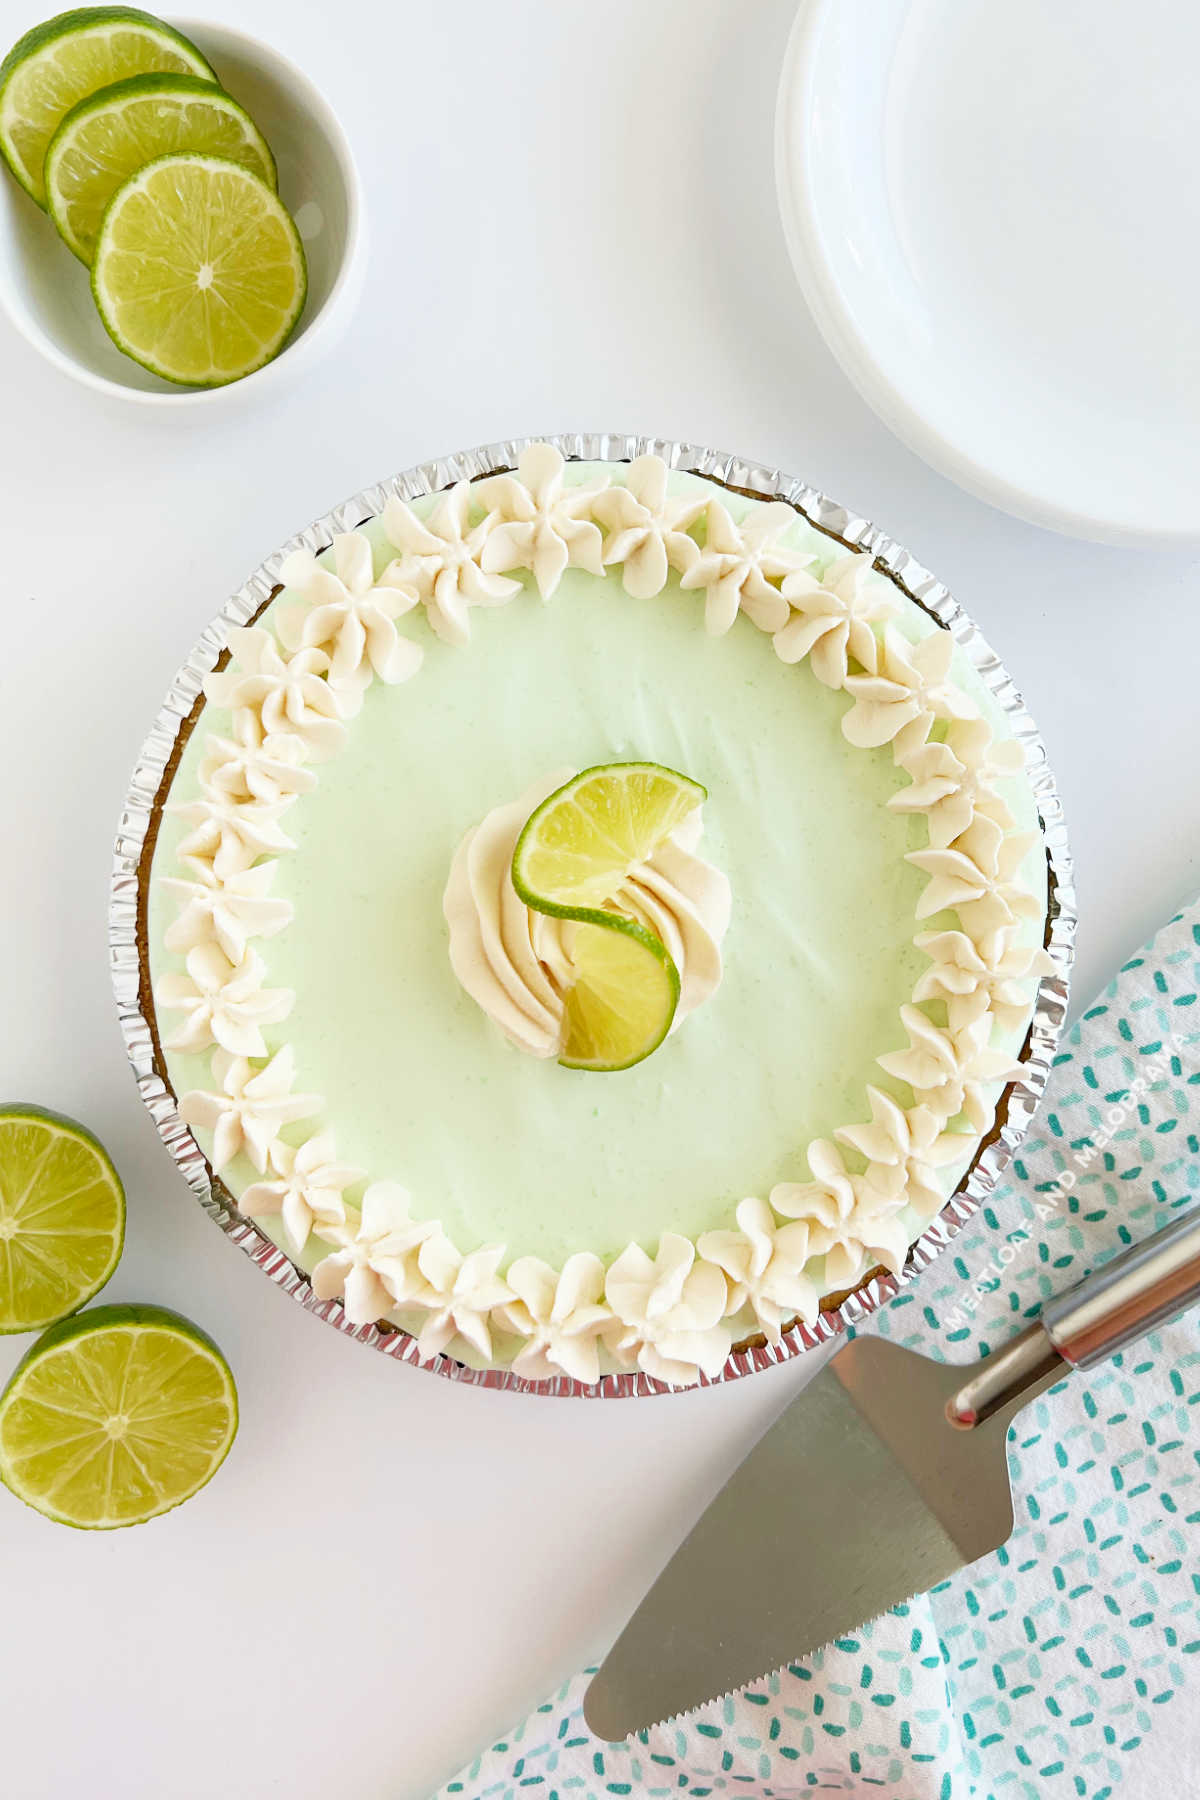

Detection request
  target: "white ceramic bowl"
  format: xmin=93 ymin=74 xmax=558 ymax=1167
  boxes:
xmin=0 ymin=18 xmax=365 ymax=404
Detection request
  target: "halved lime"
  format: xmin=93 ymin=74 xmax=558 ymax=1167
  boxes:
xmin=92 ymin=152 xmax=307 ymax=386
xmin=559 ymin=915 xmax=680 ymax=1072
xmin=512 ymin=761 xmax=707 ymax=914
xmin=0 ymin=1104 xmax=125 ymax=1335
xmin=46 ymin=72 xmax=275 ymax=263
xmin=0 ymin=6 xmax=215 ymax=206
xmin=0 ymin=1303 xmax=238 ymax=1528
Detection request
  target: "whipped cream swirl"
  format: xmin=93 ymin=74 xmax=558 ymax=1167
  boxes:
xmin=443 ymin=770 xmax=732 ymax=1058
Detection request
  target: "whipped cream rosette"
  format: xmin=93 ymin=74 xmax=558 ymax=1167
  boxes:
xmin=443 ymin=769 xmax=731 ymax=1060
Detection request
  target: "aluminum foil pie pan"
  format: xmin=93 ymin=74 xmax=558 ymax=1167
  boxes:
xmin=109 ymin=431 xmax=1076 ymax=1398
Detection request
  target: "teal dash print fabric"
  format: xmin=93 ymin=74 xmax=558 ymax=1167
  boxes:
xmin=436 ymin=901 xmax=1200 ymax=1800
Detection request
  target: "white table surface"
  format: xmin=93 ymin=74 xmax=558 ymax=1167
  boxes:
xmin=2 ymin=1 xmax=1197 ymax=1795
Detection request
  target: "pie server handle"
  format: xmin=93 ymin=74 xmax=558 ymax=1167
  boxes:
xmin=1039 ymin=1203 xmax=1200 ymax=1367
xmin=949 ymin=1205 xmax=1200 ymax=1427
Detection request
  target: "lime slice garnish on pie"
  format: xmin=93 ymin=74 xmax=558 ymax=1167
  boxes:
xmin=91 ymin=152 xmax=307 ymax=386
xmin=0 ymin=6 xmax=215 ymax=206
xmin=512 ymin=761 xmax=707 ymax=913
xmin=512 ymin=761 xmax=703 ymax=1070
xmin=559 ymin=915 xmax=681 ymax=1072
xmin=46 ymin=72 xmax=276 ymax=263
xmin=0 ymin=1303 xmax=238 ymax=1529
xmin=0 ymin=1104 xmax=125 ymax=1335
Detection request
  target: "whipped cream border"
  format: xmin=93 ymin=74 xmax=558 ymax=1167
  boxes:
xmin=152 ymin=444 xmax=1053 ymax=1389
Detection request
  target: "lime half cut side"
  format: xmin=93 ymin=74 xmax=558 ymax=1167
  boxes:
xmin=559 ymin=915 xmax=681 ymax=1072
xmin=46 ymin=73 xmax=276 ymax=263
xmin=92 ymin=152 xmax=307 ymax=387
xmin=0 ymin=7 xmax=215 ymax=206
xmin=0 ymin=1303 xmax=238 ymax=1528
xmin=512 ymin=761 xmax=707 ymax=913
xmin=0 ymin=1104 xmax=125 ymax=1334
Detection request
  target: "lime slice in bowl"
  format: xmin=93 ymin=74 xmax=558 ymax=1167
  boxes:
xmin=0 ymin=1104 xmax=125 ymax=1335
xmin=0 ymin=6 xmax=215 ymax=206
xmin=0 ymin=1303 xmax=238 ymax=1528
xmin=46 ymin=72 xmax=276 ymax=263
xmin=512 ymin=761 xmax=707 ymax=913
xmin=559 ymin=915 xmax=680 ymax=1072
xmin=92 ymin=152 xmax=307 ymax=387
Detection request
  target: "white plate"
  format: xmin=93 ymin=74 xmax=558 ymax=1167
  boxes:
xmin=775 ymin=0 xmax=1200 ymax=547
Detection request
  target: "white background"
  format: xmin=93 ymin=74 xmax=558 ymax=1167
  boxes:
xmin=1 ymin=2 xmax=1198 ymax=1796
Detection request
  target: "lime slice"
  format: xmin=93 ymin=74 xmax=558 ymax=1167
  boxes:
xmin=0 ymin=1303 xmax=238 ymax=1529
xmin=91 ymin=152 xmax=307 ymax=387
xmin=0 ymin=1104 xmax=125 ymax=1335
xmin=512 ymin=761 xmax=707 ymax=913
xmin=46 ymin=72 xmax=276 ymax=264
xmin=559 ymin=915 xmax=680 ymax=1072
xmin=0 ymin=7 xmax=215 ymax=207
xmin=512 ymin=761 xmax=702 ymax=1070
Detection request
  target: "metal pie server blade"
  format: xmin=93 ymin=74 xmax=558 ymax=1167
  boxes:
xmin=585 ymin=1207 xmax=1200 ymax=1740
xmin=583 ymin=1329 xmax=1065 ymax=1742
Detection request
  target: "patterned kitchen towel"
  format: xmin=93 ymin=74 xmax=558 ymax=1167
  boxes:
xmin=437 ymin=899 xmax=1200 ymax=1800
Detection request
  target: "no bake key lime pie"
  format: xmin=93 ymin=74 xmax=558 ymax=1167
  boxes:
xmin=145 ymin=443 xmax=1054 ymax=1390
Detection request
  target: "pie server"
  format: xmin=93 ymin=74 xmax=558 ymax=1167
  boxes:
xmin=584 ymin=1207 xmax=1200 ymax=1741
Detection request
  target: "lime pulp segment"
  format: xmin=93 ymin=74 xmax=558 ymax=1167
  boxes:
xmin=559 ymin=915 xmax=681 ymax=1072
xmin=91 ymin=152 xmax=307 ymax=386
xmin=0 ymin=7 xmax=215 ymax=205
xmin=46 ymin=72 xmax=276 ymax=263
xmin=0 ymin=1104 xmax=125 ymax=1334
xmin=512 ymin=760 xmax=707 ymax=912
xmin=0 ymin=1303 xmax=238 ymax=1528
